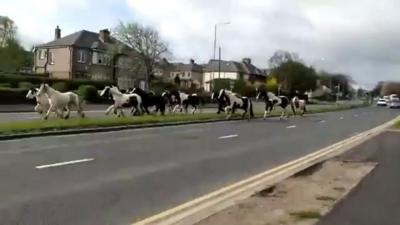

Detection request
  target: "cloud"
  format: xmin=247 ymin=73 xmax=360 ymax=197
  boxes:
xmin=126 ymin=0 xmax=400 ymax=88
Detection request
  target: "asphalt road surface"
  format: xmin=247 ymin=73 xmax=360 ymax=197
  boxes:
xmin=0 ymin=107 xmax=398 ymax=225
xmin=318 ymin=130 xmax=400 ymax=225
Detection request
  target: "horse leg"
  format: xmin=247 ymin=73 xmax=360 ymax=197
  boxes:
xmin=120 ymin=108 xmax=125 ymax=117
xmin=44 ymin=104 xmax=56 ymax=120
xmin=191 ymin=104 xmax=197 ymax=114
xmin=64 ymin=106 xmax=70 ymax=119
xmin=105 ymin=105 xmax=114 ymax=116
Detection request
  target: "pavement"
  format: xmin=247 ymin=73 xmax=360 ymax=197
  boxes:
xmin=0 ymin=107 xmax=398 ymax=225
xmin=318 ymin=130 xmax=400 ymax=225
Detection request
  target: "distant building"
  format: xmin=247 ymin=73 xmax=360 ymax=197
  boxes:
xmin=33 ymin=26 xmax=145 ymax=90
xmin=202 ymin=58 xmax=266 ymax=92
xmin=155 ymin=59 xmax=204 ymax=89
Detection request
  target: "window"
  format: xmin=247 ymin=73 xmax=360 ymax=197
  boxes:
xmin=92 ymin=52 xmax=98 ymax=64
xmin=49 ymin=52 xmax=55 ymax=65
xmin=39 ymin=50 xmax=46 ymax=60
xmin=77 ymin=50 xmax=86 ymax=63
xmin=98 ymin=54 xmax=104 ymax=64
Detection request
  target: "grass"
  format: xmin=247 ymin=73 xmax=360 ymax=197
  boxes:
xmin=290 ymin=210 xmax=321 ymax=219
xmin=316 ymin=196 xmax=336 ymax=201
xmin=0 ymin=103 xmax=368 ymax=135
xmin=394 ymin=120 xmax=400 ymax=129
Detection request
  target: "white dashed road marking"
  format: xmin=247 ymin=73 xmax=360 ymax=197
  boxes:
xmin=353 ymin=114 xmax=359 ymax=117
xmin=35 ymin=158 xmax=95 ymax=170
xmin=286 ymin=125 xmax=297 ymax=129
xmin=339 ymin=117 xmax=344 ymax=120
xmin=218 ymin=134 xmax=239 ymax=140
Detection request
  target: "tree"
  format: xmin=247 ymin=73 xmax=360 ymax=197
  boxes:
xmin=0 ymin=38 xmax=33 ymax=72
xmin=268 ymin=50 xmax=301 ymax=69
xmin=0 ymin=16 xmax=17 ymax=47
xmin=271 ymin=61 xmax=318 ymax=95
xmin=112 ymin=22 xmax=169 ymax=90
xmin=265 ymin=76 xmax=278 ymax=93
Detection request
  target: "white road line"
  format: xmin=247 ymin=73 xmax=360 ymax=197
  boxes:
xmin=339 ymin=117 xmax=344 ymax=120
xmin=35 ymin=158 xmax=94 ymax=170
xmin=286 ymin=125 xmax=297 ymax=129
xmin=354 ymin=114 xmax=359 ymax=117
xmin=319 ymin=120 xmax=326 ymax=123
xmin=218 ymin=134 xmax=239 ymax=140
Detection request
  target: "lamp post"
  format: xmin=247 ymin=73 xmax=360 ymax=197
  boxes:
xmin=213 ymin=22 xmax=230 ymax=60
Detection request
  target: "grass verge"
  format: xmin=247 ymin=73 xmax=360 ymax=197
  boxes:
xmin=0 ymin=103 xmax=368 ymax=135
xmin=394 ymin=120 xmax=400 ymax=129
xmin=290 ymin=210 xmax=321 ymax=219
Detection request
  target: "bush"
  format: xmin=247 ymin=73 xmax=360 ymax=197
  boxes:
xmin=18 ymin=81 xmax=34 ymax=89
xmin=52 ymin=82 xmax=68 ymax=92
xmin=0 ymin=83 xmax=12 ymax=88
xmin=0 ymin=87 xmax=31 ymax=104
xmin=78 ymin=85 xmax=99 ymax=103
xmin=212 ymin=79 xmax=232 ymax=91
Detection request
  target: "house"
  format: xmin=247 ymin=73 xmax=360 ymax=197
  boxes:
xmin=155 ymin=59 xmax=204 ymax=89
xmin=202 ymin=58 xmax=266 ymax=92
xmin=33 ymin=26 xmax=145 ymax=90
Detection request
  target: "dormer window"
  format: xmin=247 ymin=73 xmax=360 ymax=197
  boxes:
xmin=77 ymin=50 xmax=86 ymax=63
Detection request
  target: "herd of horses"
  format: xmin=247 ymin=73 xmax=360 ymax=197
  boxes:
xmin=26 ymin=83 xmax=307 ymax=121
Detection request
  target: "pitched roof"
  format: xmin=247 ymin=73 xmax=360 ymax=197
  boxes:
xmin=203 ymin=59 xmax=265 ymax=76
xmin=172 ymin=62 xmax=203 ymax=72
xmin=36 ymin=30 xmax=112 ymax=50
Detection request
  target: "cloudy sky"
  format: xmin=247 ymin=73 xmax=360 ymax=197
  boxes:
xmin=1 ymin=0 xmax=400 ymax=88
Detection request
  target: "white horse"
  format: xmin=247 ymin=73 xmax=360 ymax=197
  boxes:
xmin=100 ymin=86 xmax=142 ymax=117
xmin=218 ymin=89 xmax=254 ymax=120
xmin=26 ymin=88 xmax=50 ymax=117
xmin=37 ymin=83 xmax=85 ymax=120
xmin=291 ymin=96 xmax=307 ymax=116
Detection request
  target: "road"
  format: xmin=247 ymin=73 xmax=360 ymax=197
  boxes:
xmin=0 ymin=107 xmax=398 ymax=225
xmin=318 ymin=130 xmax=400 ymax=225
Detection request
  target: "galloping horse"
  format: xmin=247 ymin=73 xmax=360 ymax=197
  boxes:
xmin=26 ymin=88 xmax=50 ymax=117
xmin=291 ymin=96 xmax=307 ymax=116
xmin=37 ymin=83 xmax=85 ymax=120
xmin=162 ymin=90 xmax=201 ymax=114
xmin=218 ymin=89 xmax=254 ymax=120
xmin=129 ymin=88 xmax=166 ymax=115
xmin=211 ymin=90 xmax=228 ymax=114
xmin=256 ymin=90 xmax=292 ymax=119
xmin=100 ymin=86 xmax=142 ymax=117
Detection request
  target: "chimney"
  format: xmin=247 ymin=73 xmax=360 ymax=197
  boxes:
xmin=190 ymin=59 xmax=195 ymax=64
xmin=242 ymin=58 xmax=251 ymax=64
xmin=55 ymin=25 xmax=61 ymax=40
xmin=99 ymin=29 xmax=110 ymax=43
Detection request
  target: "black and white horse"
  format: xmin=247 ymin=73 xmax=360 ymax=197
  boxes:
xmin=162 ymin=90 xmax=201 ymax=114
xmin=218 ymin=89 xmax=254 ymax=120
xmin=100 ymin=86 xmax=142 ymax=117
xmin=256 ymin=90 xmax=293 ymax=119
xmin=211 ymin=90 xmax=228 ymax=114
xmin=129 ymin=87 xmax=166 ymax=115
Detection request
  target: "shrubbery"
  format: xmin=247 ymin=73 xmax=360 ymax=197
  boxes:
xmin=18 ymin=81 xmax=33 ymax=89
xmin=78 ymin=85 xmax=100 ymax=103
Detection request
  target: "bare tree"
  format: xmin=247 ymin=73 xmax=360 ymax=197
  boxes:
xmin=268 ymin=50 xmax=301 ymax=69
xmin=0 ymin=16 xmax=17 ymax=47
xmin=112 ymin=22 xmax=168 ymax=90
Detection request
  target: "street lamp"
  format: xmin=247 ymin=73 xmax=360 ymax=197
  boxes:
xmin=213 ymin=22 xmax=230 ymax=60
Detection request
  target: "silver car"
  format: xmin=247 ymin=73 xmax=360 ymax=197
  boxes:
xmin=388 ymin=99 xmax=400 ymax=108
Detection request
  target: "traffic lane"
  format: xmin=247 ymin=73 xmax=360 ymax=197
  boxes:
xmin=0 ymin=107 xmax=396 ymax=205
xmin=0 ymin=107 xmax=398 ymax=225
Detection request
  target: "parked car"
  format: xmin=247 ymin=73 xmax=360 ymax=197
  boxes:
xmin=377 ymin=98 xmax=388 ymax=106
xmin=388 ymin=99 xmax=400 ymax=108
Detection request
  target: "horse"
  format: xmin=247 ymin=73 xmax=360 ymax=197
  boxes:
xmin=218 ymin=89 xmax=254 ymax=120
xmin=256 ymin=90 xmax=293 ymax=120
xmin=37 ymin=83 xmax=85 ymax=120
xmin=100 ymin=86 xmax=142 ymax=117
xmin=26 ymin=88 xmax=50 ymax=117
xmin=162 ymin=90 xmax=201 ymax=114
xmin=291 ymin=96 xmax=307 ymax=116
xmin=129 ymin=87 xmax=166 ymax=115
xmin=211 ymin=90 xmax=228 ymax=114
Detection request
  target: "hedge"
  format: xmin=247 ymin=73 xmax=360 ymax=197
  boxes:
xmin=18 ymin=81 xmax=34 ymax=89
xmin=0 ymin=87 xmax=34 ymax=104
xmin=78 ymin=85 xmax=100 ymax=103
xmin=0 ymin=74 xmax=113 ymax=90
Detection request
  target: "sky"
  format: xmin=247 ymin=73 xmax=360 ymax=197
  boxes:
xmin=1 ymin=0 xmax=400 ymax=88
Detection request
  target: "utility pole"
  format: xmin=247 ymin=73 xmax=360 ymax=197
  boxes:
xmin=218 ymin=47 xmax=221 ymax=79
xmin=213 ymin=22 xmax=230 ymax=60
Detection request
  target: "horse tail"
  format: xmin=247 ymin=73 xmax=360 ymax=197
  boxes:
xmin=291 ymin=101 xmax=296 ymax=116
xmin=249 ymin=99 xmax=254 ymax=118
